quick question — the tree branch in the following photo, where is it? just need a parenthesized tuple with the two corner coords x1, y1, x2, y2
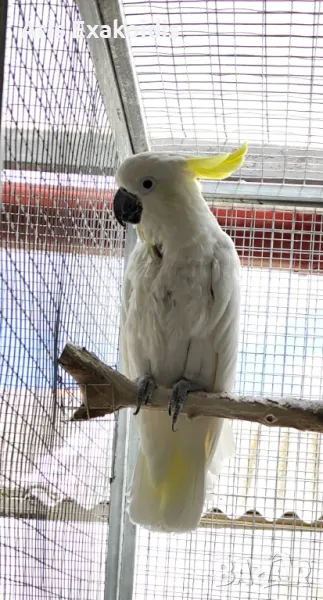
(58, 343, 323, 433)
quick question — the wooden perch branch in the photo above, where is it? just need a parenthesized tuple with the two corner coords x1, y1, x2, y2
(58, 343, 323, 433)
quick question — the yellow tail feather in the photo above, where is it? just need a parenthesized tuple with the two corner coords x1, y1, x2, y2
(146, 430, 213, 511)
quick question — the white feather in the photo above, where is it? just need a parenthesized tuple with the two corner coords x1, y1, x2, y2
(118, 154, 239, 532)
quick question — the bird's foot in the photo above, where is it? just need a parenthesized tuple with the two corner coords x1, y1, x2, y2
(133, 375, 156, 416)
(169, 379, 204, 432)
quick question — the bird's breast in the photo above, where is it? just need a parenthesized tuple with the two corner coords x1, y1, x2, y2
(125, 251, 214, 383)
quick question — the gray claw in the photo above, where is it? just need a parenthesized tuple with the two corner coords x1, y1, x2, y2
(169, 379, 203, 431)
(134, 375, 156, 416)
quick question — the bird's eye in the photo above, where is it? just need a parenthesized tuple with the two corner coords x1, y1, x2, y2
(143, 179, 153, 189)
(139, 176, 156, 194)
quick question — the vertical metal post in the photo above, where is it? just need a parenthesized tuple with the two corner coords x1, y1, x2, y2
(74, 0, 148, 597)
(117, 226, 138, 600)
(118, 424, 139, 600)
(0, 0, 8, 133)
(104, 226, 138, 600)
(0, 0, 8, 180)
(104, 409, 131, 600)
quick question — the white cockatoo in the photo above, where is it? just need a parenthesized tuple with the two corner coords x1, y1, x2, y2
(113, 142, 247, 533)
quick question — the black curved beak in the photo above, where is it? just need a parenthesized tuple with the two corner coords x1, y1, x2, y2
(113, 187, 143, 227)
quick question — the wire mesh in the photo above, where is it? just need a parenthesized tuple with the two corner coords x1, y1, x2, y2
(3, 0, 323, 599)
(123, 0, 323, 184)
(0, 1, 125, 598)
(115, 3, 323, 597)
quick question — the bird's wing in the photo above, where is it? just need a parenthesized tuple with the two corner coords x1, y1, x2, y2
(210, 236, 241, 392)
(119, 262, 133, 378)
(136, 237, 240, 482)
(207, 238, 240, 473)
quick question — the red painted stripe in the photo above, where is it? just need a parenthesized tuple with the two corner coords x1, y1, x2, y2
(2, 181, 114, 208)
(2, 182, 323, 271)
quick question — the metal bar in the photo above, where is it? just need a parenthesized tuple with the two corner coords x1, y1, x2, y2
(4, 128, 115, 174)
(75, 0, 148, 159)
(73, 1, 148, 596)
(73, 3, 148, 597)
(96, 0, 149, 154)
(200, 514, 323, 533)
(73, 2, 149, 597)
(117, 225, 138, 600)
(0, 0, 8, 200)
(75, 0, 133, 163)
(104, 409, 130, 600)
(147, 138, 323, 185)
(202, 180, 323, 207)
(104, 226, 138, 600)
(3, 129, 323, 191)
(0, 498, 110, 521)
(0, 0, 8, 135)
(3, 497, 322, 534)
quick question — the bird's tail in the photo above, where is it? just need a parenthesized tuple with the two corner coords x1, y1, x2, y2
(127, 417, 234, 533)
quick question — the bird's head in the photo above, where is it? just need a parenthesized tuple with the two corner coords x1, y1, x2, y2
(113, 143, 247, 244)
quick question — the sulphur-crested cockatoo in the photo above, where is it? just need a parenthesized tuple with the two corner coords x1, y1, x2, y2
(113, 142, 247, 533)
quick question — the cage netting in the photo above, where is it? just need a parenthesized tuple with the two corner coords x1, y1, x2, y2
(0, 1, 125, 598)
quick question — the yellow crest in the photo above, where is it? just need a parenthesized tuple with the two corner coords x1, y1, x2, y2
(185, 141, 248, 180)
